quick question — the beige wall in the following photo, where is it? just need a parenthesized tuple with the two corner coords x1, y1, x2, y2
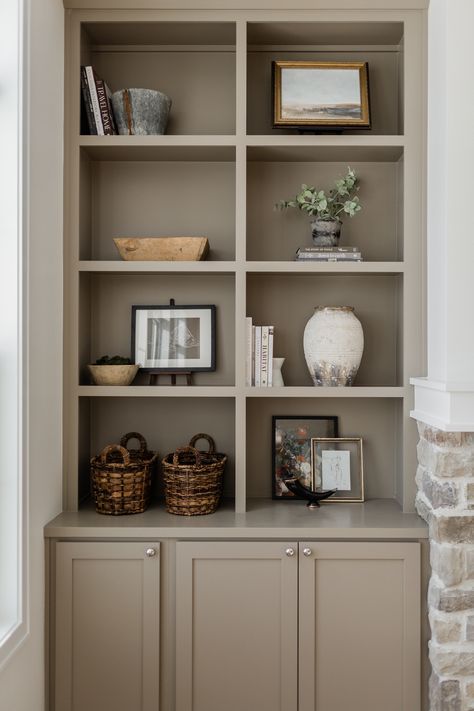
(0, 0, 64, 709)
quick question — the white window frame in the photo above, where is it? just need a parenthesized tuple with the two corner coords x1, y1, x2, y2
(0, 0, 27, 666)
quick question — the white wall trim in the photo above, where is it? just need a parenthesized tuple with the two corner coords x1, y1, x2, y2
(411, 377, 474, 432)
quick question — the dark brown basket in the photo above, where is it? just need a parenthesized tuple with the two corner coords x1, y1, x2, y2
(119, 431, 158, 472)
(91, 441, 155, 515)
(162, 433, 227, 516)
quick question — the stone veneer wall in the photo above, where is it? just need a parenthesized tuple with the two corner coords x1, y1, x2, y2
(416, 422, 474, 710)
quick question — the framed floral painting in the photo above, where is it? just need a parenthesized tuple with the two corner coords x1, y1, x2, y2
(271, 415, 339, 499)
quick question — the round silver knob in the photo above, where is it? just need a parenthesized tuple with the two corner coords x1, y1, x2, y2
(285, 547, 295, 557)
(145, 548, 156, 558)
(303, 547, 313, 557)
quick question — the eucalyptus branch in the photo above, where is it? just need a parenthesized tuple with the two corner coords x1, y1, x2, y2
(276, 168, 362, 222)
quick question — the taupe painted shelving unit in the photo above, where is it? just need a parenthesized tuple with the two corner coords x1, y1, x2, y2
(64, 8, 426, 519)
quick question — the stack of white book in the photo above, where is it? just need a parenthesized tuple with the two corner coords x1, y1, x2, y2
(245, 317, 274, 387)
(295, 246, 363, 262)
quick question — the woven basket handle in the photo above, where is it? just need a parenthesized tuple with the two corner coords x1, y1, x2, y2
(189, 433, 215, 454)
(100, 444, 131, 465)
(120, 431, 147, 453)
(172, 446, 202, 466)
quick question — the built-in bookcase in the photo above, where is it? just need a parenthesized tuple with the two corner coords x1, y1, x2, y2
(64, 10, 425, 516)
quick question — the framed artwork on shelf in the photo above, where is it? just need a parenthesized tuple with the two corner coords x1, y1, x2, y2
(272, 415, 339, 499)
(132, 304, 216, 372)
(272, 60, 371, 129)
(311, 437, 364, 502)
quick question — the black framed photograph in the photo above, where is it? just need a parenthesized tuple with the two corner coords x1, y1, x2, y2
(273, 60, 371, 129)
(311, 437, 364, 502)
(272, 416, 339, 499)
(131, 304, 216, 372)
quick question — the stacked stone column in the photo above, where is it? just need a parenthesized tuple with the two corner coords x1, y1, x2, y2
(416, 422, 474, 710)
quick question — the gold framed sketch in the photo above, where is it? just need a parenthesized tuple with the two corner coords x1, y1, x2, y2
(311, 437, 364, 502)
(273, 61, 371, 129)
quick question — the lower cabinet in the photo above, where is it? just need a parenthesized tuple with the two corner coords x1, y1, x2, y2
(175, 541, 299, 711)
(53, 541, 160, 711)
(176, 541, 421, 711)
(52, 539, 420, 711)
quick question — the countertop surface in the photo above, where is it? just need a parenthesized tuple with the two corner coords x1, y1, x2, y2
(45, 498, 428, 539)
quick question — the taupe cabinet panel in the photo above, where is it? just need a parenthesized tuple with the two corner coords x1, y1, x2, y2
(175, 541, 298, 711)
(54, 541, 160, 711)
(298, 542, 420, 711)
(176, 541, 420, 711)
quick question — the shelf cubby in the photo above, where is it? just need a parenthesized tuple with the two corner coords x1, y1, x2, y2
(247, 273, 403, 387)
(246, 396, 403, 503)
(79, 148, 236, 261)
(246, 21, 404, 136)
(77, 395, 236, 506)
(247, 148, 404, 262)
(80, 21, 236, 136)
(78, 273, 235, 386)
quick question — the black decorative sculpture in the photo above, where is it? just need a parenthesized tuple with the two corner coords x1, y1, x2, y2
(284, 477, 336, 509)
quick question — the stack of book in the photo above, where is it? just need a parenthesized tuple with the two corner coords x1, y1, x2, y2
(295, 246, 363, 262)
(245, 318, 274, 387)
(80, 66, 117, 136)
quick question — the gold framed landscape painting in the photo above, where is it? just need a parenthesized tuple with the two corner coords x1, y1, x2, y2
(273, 61, 371, 129)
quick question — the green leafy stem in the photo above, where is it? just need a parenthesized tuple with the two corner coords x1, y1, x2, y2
(275, 167, 362, 221)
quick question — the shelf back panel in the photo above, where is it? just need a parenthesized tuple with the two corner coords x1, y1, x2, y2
(81, 273, 235, 386)
(81, 396, 236, 503)
(246, 396, 402, 501)
(89, 48, 236, 135)
(247, 160, 403, 262)
(247, 273, 402, 387)
(81, 159, 236, 261)
(247, 48, 403, 136)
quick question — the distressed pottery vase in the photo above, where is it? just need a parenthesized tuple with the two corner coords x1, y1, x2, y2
(111, 88, 172, 135)
(271, 358, 285, 387)
(310, 218, 342, 247)
(303, 306, 364, 387)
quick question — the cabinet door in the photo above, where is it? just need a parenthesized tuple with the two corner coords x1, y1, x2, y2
(176, 541, 298, 711)
(54, 541, 160, 711)
(298, 542, 420, 711)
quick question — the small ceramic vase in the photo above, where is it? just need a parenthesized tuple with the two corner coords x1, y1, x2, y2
(310, 218, 342, 247)
(272, 358, 285, 387)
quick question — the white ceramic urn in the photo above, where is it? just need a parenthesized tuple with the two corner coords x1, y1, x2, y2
(303, 306, 364, 387)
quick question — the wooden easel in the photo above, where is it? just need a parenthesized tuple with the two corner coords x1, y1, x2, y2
(148, 371, 193, 386)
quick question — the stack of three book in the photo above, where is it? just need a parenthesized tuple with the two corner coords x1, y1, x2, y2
(295, 246, 363, 262)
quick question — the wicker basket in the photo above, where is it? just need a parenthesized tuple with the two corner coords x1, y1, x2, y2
(119, 431, 158, 472)
(162, 433, 226, 516)
(91, 441, 155, 515)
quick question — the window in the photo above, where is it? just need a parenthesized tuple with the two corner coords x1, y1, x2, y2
(0, 0, 25, 662)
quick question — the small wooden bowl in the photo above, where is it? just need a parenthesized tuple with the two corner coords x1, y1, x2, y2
(88, 364, 139, 386)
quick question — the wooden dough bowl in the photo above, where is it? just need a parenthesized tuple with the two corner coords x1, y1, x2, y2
(114, 236, 209, 261)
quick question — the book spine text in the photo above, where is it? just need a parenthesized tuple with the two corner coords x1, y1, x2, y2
(85, 66, 104, 136)
(261, 327, 269, 387)
(254, 327, 262, 387)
